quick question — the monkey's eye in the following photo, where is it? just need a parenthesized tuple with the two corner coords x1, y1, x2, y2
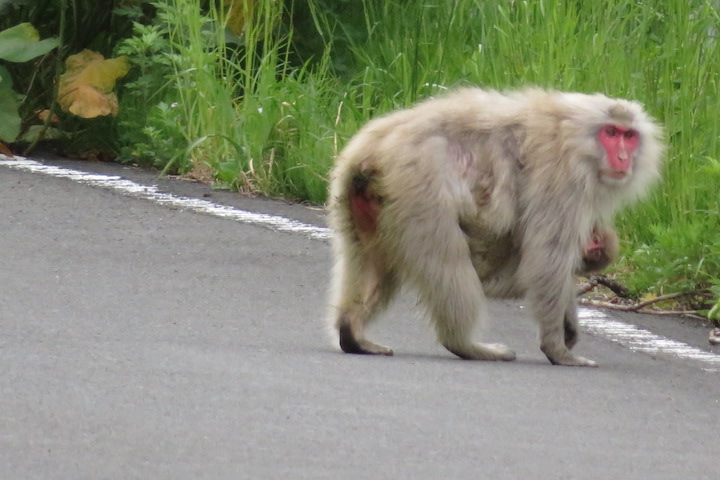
(604, 126, 617, 137)
(624, 130, 637, 139)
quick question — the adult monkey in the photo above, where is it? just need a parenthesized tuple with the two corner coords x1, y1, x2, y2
(327, 88, 663, 366)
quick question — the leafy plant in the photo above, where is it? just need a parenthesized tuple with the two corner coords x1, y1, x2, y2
(115, 19, 182, 169)
(0, 22, 58, 62)
(0, 22, 58, 143)
(123, 101, 189, 171)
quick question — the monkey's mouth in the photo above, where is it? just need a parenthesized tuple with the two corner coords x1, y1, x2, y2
(604, 170, 628, 180)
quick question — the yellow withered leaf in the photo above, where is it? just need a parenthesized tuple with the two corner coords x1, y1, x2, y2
(225, 1, 278, 36)
(58, 49, 130, 118)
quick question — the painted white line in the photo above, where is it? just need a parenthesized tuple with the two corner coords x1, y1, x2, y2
(579, 309, 720, 372)
(0, 155, 331, 240)
(3, 154, 719, 372)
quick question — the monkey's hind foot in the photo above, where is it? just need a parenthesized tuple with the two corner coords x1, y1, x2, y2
(338, 324, 393, 356)
(445, 342, 517, 362)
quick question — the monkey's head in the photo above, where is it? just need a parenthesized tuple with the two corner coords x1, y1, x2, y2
(596, 123, 639, 185)
(563, 94, 663, 202)
(601, 100, 662, 194)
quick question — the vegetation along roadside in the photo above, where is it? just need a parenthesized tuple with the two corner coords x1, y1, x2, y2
(0, 0, 718, 330)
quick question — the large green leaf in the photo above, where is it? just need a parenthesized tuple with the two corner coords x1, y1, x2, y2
(0, 87, 20, 142)
(0, 0, 32, 10)
(0, 64, 12, 89)
(0, 23, 59, 62)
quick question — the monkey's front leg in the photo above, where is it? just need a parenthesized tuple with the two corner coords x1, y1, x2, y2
(528, 281, 597, 367)
(563, 302, 579, 350)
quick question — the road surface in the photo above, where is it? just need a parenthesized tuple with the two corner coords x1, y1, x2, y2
(1, 154, 718, 479)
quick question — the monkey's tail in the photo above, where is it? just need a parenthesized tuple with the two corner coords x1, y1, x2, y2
(349, 165, 376, 199)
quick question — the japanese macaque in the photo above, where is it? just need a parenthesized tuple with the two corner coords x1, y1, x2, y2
(327, 88, 663, 367)
(580, 223, 620, 274)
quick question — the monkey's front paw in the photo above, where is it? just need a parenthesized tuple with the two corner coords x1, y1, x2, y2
(550, 354, 598, 367)
(541, 342, 598, 367)
(563, 323, 578, 350)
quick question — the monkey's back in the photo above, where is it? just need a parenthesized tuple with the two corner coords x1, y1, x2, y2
(330, 87, 662, 245)
(331, 89, 532, 237)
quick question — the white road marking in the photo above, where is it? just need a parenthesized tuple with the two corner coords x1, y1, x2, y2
(0, 155, 331, 240)
(579, 309, 720, 372)
(3, 154, 719, 371)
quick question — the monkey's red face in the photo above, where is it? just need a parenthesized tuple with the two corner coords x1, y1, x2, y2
(598, 124, 639, 181)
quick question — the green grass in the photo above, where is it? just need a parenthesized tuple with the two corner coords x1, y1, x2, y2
(122, 0, 719, 303)
(341, 0, 720, 300)
(133, 0, 342, 203)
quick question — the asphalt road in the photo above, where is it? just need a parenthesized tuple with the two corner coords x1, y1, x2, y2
(1, 156, 718, 479)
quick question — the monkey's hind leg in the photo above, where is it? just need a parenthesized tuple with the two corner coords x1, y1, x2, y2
(330, 250, 398, 356)
(411, 227, 516, 362)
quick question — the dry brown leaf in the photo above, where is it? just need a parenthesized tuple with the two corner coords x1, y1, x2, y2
(0, 142, 14, 157)
(36, 109, 60, 124)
